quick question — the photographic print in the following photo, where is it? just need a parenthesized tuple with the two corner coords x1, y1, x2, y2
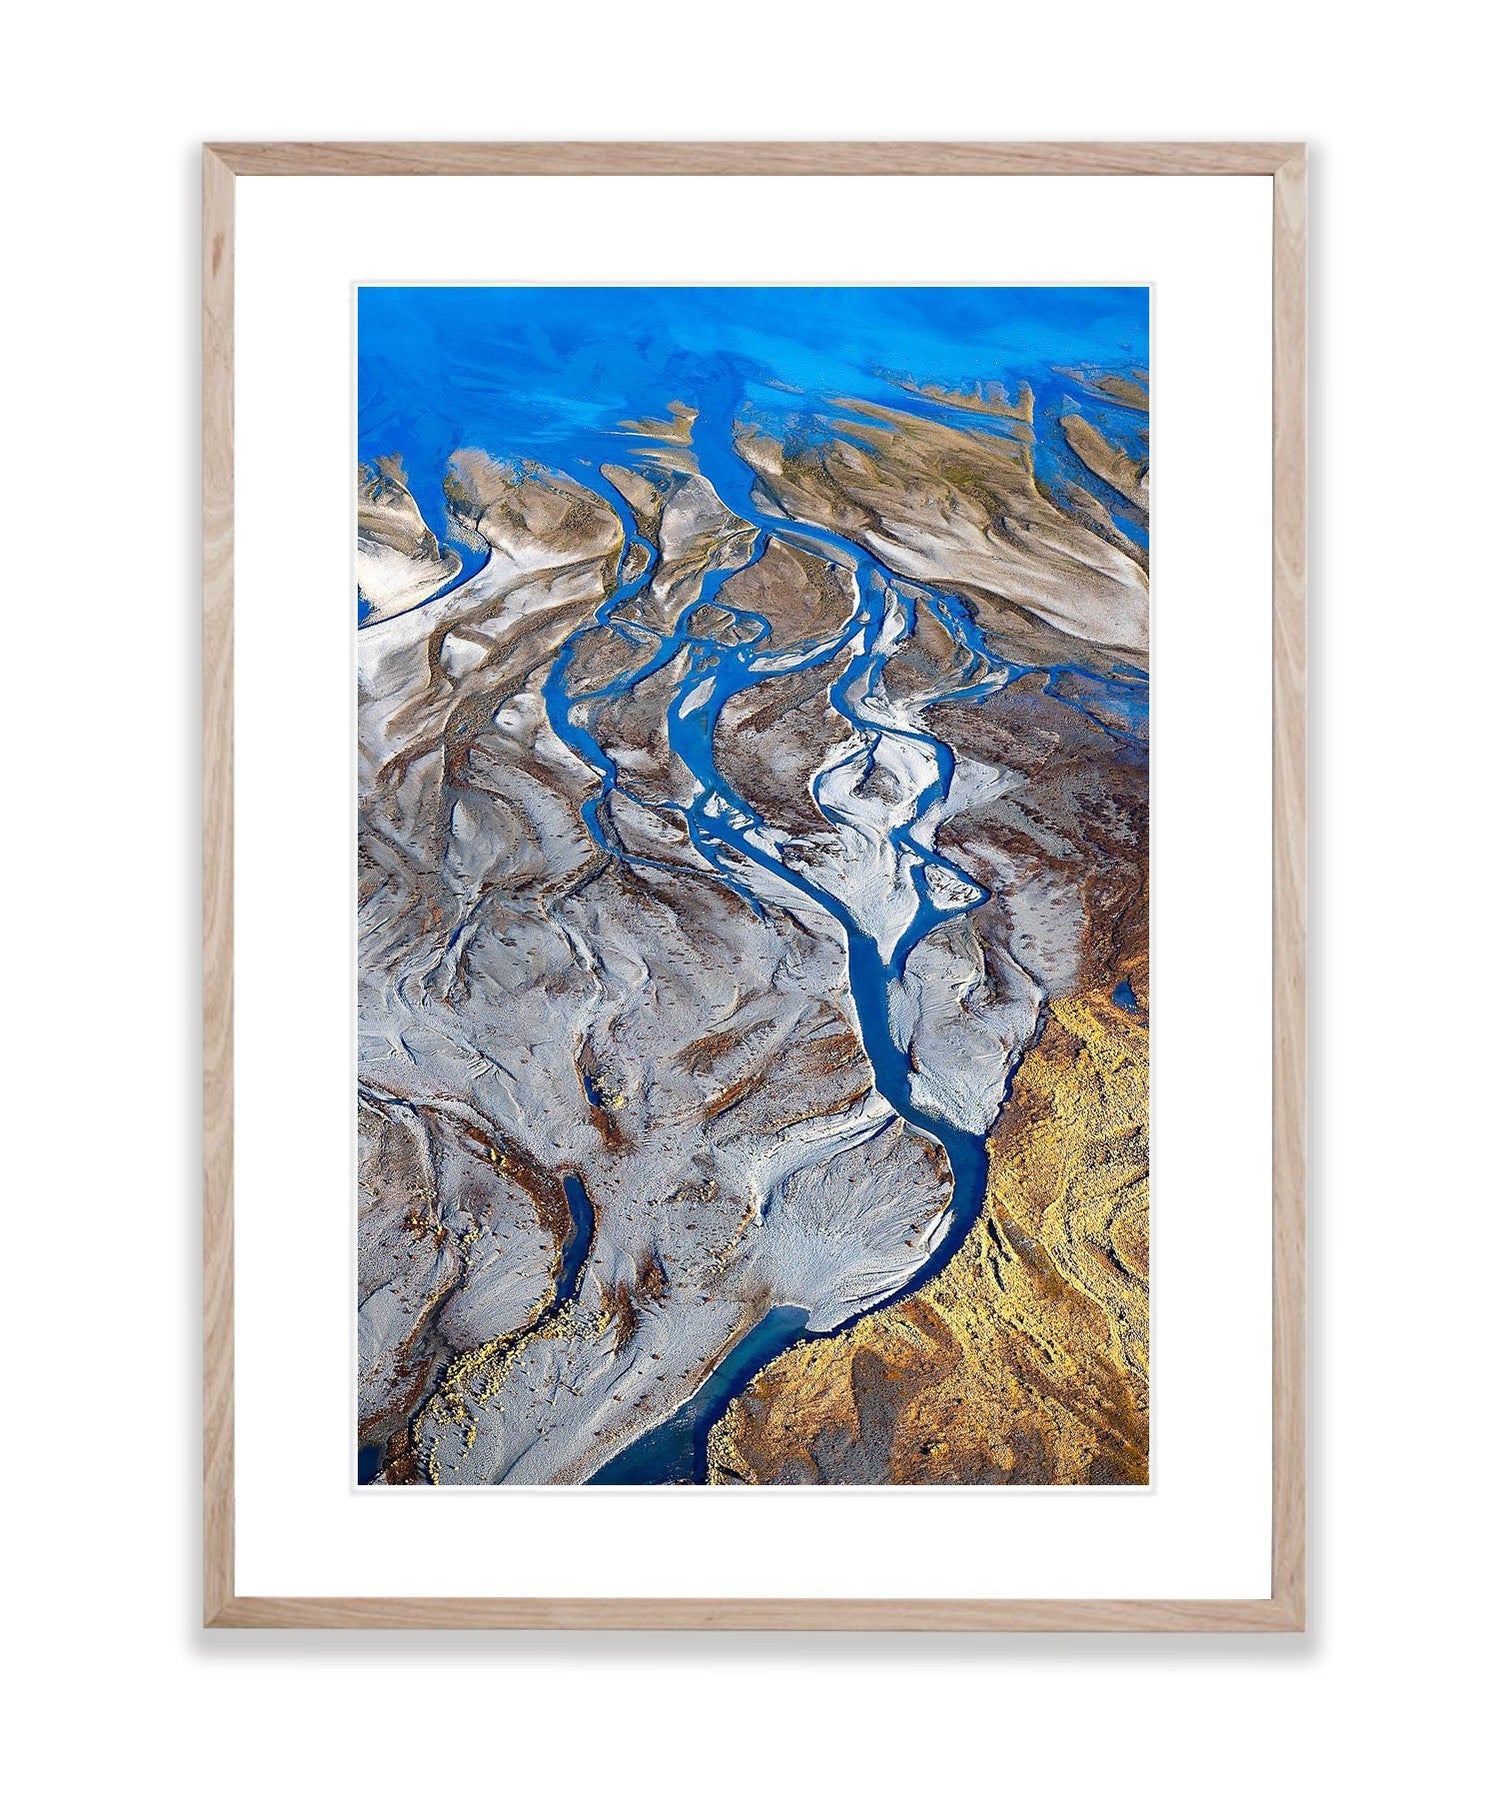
(356, 285, 1149, 1487)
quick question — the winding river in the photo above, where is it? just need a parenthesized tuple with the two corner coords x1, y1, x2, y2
(534, 378, 1124, 1482)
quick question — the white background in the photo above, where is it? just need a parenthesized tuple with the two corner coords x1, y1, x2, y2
(3, 2, 1492, 1793)
(235, 175, 1268, 1599)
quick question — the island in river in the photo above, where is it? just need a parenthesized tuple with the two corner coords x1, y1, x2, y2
(356, 287, 1149, 1486)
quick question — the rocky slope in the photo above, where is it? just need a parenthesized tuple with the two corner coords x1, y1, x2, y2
(706, 968, 1149, 1485)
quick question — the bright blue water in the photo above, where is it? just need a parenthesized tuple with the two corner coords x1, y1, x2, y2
(557, 1173, 595, 1304)
(590, 1305, 812, 1485)
(359, 287, 1149, 1484)
(358, 286, 1149, 592)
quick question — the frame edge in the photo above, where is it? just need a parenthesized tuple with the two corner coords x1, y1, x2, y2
(1270, 143, 1309, 1633)
(206, 1594, 1305, 1631)
(203, 140, 1302, 178)
(203, 144, 236, 1629)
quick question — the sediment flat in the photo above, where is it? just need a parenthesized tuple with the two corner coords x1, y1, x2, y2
(356, 365, 1150, 1485)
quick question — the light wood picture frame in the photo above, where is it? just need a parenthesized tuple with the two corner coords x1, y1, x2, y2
(203, 140, 1306, 1631)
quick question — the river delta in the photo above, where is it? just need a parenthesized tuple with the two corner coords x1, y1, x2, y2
(356, 288, 1149, 1485)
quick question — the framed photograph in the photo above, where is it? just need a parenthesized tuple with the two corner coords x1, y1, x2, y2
(204, 141, 1306, 1629)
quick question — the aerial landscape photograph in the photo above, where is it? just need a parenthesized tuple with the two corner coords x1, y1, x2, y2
(355, 285, 1150, 1486)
